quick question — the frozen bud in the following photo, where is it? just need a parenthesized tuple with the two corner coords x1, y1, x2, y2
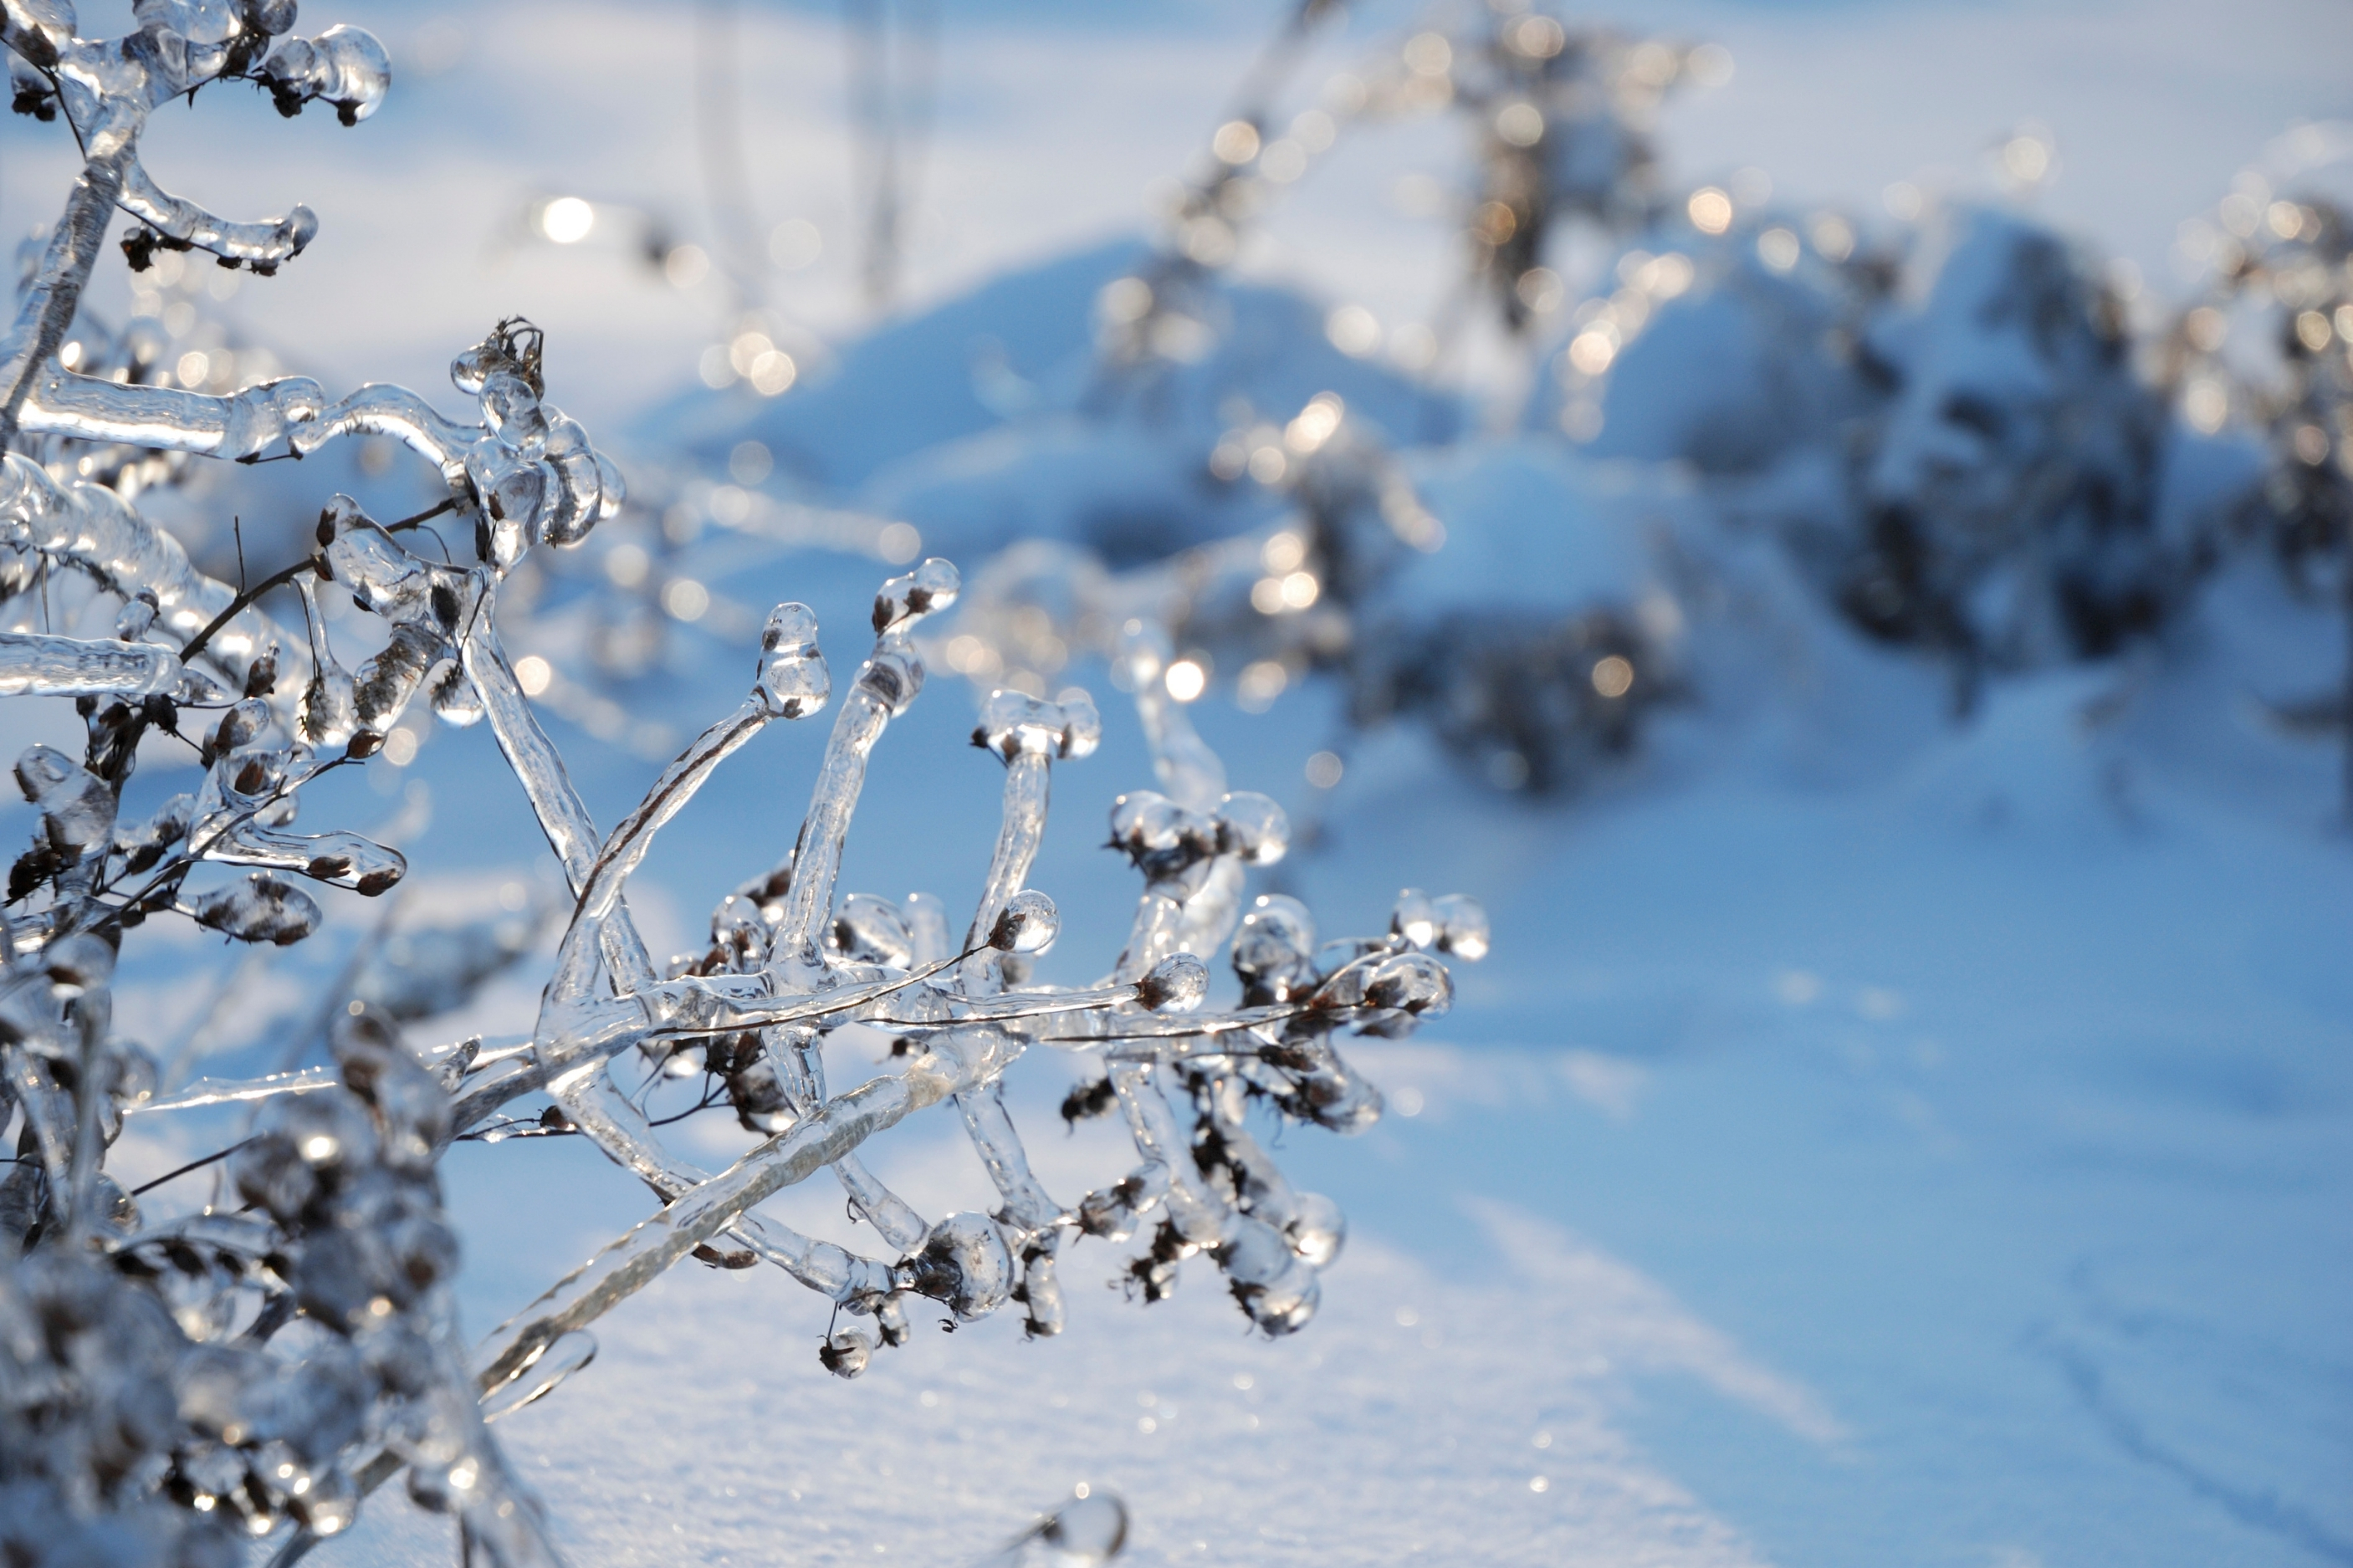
(1214, 791, 1289, 865)
(1431, 893, 1489, 960)
(115, 592, 159, 642)
(191, 872, 322, 946)
(1366, 951, 1450, 1015)
(972, 688, 1100, 761)
(711, 892, 766, 955)
(872, 557, 961, 635)
(831, 892, 913, 968)
(16, 744, 116, 856)
(215, 744, 293, 806)
(427, 661, 483, 728)
(1234, 895, 1315, 978)
(754, 603, 828, 718)
(6, 0, 71, 59)
(301, 665, 359, 748)
(115, 792, 192, 874)
(313, 493, 372, 550)
(1215, 1214, 1320, 1336)
(1390, 888, 1437, 949)
(448, 341, 496, 395)
(208, 697, 271, 758)
(1138, 952, 1208, 1013)
(1078, 1162, 1166, 1242)
(820, 1329, 874, 1379)
(908, 1212, 1015, 1320)
(352, 623, 442, 728)
(1284, 1191, 1346, 1268)
(107, 1040, 159, 1107)
(1108, 790, 1215, 881)
(874, 1293, 913, 1346)
(726, 1055, 794, 1135)
(266, 23, 391, 125)
(989, 888, 1060, 953)
(383, 1208, 460, 1300)
(1019, 1249, 1066, 1338)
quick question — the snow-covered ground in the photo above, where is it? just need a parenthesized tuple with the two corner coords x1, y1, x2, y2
(18, 1, 2351, 1564)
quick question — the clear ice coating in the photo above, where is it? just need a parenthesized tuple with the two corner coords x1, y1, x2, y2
(0, 8, 1490, 1563)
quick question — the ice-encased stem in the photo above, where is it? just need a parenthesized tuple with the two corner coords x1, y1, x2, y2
(123, 1065, 339, 1115)
(463, 619, 898, 1301)
(462, 619, 657, 992)
(770, 652, 908, 965)
(0, 633, 182, 698)
(542, 697, 770, 1005)
(958, 751, 1050, 993)
(1109, 1060, 1228, 1244)
(0, 146, 125, 451)
(473, 1046, 969, 1392)
(543, 1063, 900, 1305)
(1122, 625, 1225, 812)
(115, 162, 315, 268)
(957, 1079, 1061, 1233)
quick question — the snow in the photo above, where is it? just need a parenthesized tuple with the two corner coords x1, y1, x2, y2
(19, 0, 2351, 1563)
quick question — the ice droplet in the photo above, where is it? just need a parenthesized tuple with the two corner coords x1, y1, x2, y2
(1233, 894, 1316, 1004)
(908, 1213, 1014, 1320)
(872, 556, 961, 634)
(820, 1329, 873, 1379)
(973, 687, 1101, 760)
(754, 602, 828, 718)
(1430, 893, 1490, 960)
(1138, 952, 1208, 1013)
(1214, 790, 1288, 865)
(989, 888, 1059, 953)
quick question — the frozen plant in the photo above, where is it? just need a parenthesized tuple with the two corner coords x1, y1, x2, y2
(1092, 0, 1346, 387)
(2165, 169, 2353, 799)
(1828, 207, 2182, 702)
(2, 9, 1486, 1564)
(1351, 8, 1725, 342)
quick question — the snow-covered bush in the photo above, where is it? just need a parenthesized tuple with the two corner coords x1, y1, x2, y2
(2160, 166, 2353, 798)
(0, 8, 1485, 1564)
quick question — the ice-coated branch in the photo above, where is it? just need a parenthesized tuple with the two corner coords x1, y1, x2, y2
(472, 1035, 982, 1394)
(0, 14, 1494, 1552)
(0, 451, 294, 696)
(1, 3, 388, 452)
